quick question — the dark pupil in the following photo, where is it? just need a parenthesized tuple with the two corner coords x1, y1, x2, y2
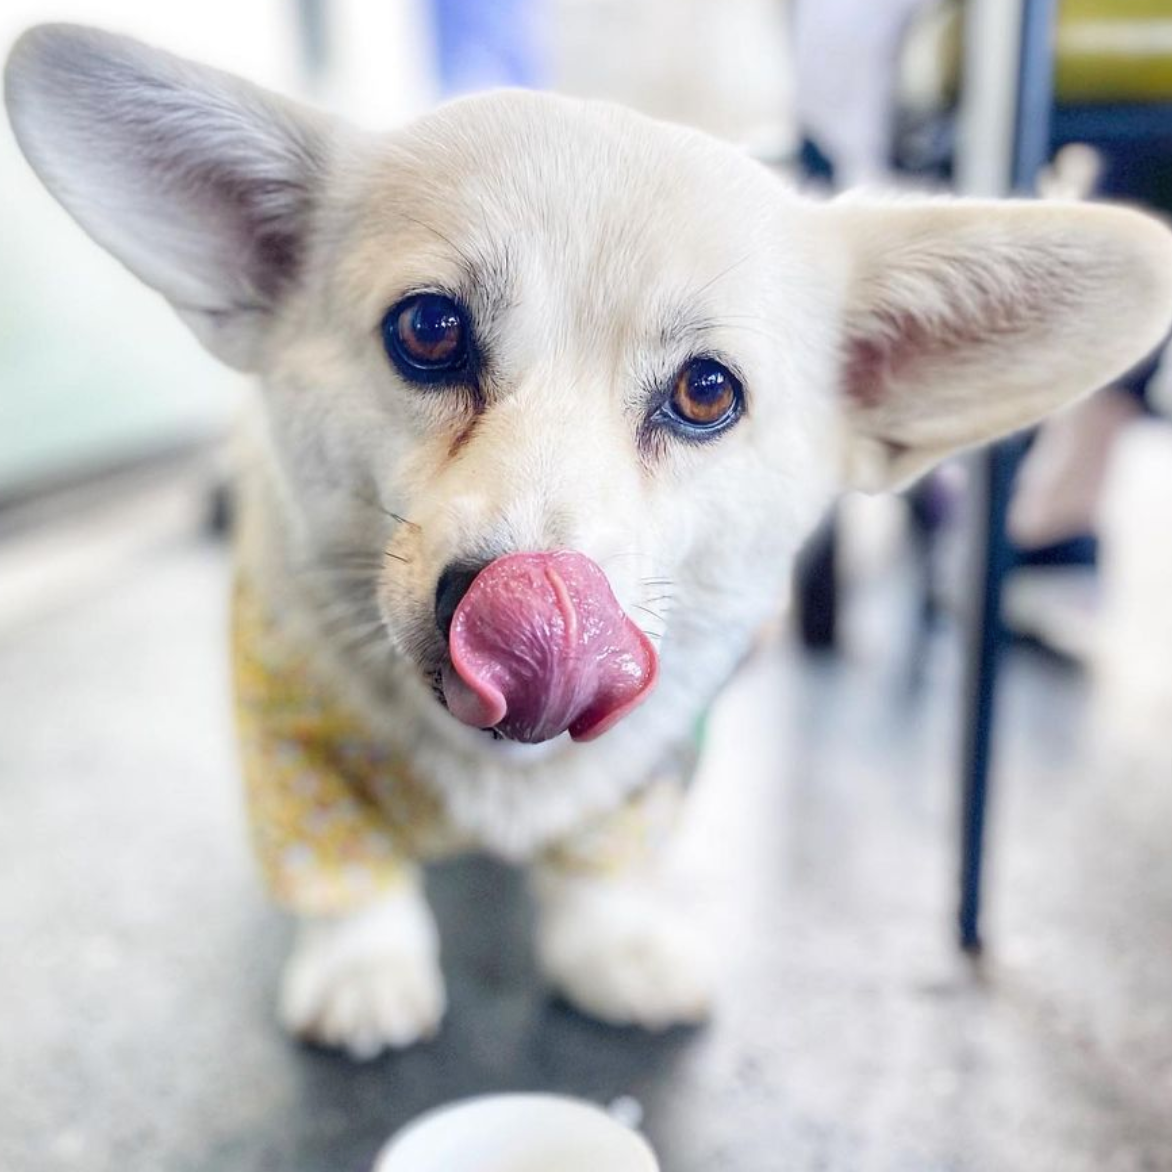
(689, 362, 728, 402)
(401, 296, 463, 363)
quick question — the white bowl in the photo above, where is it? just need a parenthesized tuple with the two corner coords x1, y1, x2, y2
(373, 1093, 659, 1172)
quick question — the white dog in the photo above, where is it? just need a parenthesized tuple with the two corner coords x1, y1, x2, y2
(8, 24, 1172, 1058)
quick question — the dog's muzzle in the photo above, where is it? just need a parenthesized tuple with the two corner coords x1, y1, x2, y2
(438, 551, 658, 744)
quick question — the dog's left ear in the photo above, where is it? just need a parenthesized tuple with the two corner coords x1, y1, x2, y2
(5, 24, 338, 371)
(830, 198, 1172, 489)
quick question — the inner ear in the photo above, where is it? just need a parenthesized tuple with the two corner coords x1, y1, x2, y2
(844, 294, 1048, 445)
(831, 199, 1172, 489)
(5, 23, 337, 370)
(843, 315, 952, 414)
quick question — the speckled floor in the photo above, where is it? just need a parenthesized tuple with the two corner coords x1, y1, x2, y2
(2, 489, 1171, 1172)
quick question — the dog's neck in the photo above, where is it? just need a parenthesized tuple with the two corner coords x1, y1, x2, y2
(233, 434, 767, 858)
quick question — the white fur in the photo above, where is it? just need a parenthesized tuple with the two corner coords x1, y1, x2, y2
(9, 23, 1172, 1054)
(534, 870, 713, 1029)
(279, 883, 445, 1059)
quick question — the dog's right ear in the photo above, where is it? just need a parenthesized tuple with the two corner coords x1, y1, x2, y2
(5, 24, 337, 370)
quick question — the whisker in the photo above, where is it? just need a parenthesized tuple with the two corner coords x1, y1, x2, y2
(297, 566, 379, 581)
(717, 312, 774, 324)
(317, 611, 388, 652)
(322, 614, 384, 638)
(343, 488, 421, 531)
(688, 251, 755, 302)
(316, 595, 379, 623)
(343, 620, 381, 636)
(384, 551, 410, 564)
(350, 491, 395, 519)
(318, 561, 384, 574)
(401, 213, 480, 276)
(335, 629, 394, 666)
(717, 322, 776, 344)
(317, 550, 384, 564)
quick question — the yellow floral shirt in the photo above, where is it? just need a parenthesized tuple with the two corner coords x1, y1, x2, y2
(232, 577, 685, 915)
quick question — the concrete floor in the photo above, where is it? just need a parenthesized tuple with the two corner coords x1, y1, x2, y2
(2, 491, 1172, 1172)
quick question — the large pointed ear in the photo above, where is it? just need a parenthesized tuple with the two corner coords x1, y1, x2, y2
(830, 198, 1172, 490)
(4, 24, 336, 371)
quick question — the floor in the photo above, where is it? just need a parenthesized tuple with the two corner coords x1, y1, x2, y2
(2, 480, 1171, 1172)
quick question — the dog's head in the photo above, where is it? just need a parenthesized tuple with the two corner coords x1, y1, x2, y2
(9, 25, 1172, 745)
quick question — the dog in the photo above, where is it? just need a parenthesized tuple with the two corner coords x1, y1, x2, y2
(8, 23, 1172, 1059)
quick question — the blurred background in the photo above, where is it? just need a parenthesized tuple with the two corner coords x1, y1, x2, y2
(3, 3, 1172, 1171)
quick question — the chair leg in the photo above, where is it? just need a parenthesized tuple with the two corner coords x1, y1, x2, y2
(794, 510, 838, 652)
(956, 0, 1056, 954)
(958, 441, 1020, 951)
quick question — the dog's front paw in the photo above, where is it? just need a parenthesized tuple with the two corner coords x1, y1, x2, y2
(535, 875, 714, 1030)
(278, 886, 445, 1059)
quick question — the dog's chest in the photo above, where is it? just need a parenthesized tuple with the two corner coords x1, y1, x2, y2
(232, 576, 474, 912)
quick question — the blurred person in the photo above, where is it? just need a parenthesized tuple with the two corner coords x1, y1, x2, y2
(793, 0, 925, 184)
(545, 0, 796, 152)
(1093, 418, 1172, 778)
(429, 0, 546, 95)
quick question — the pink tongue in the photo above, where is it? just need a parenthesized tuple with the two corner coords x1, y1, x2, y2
(441, 551, 658, 743)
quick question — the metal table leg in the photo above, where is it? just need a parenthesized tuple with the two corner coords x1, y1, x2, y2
(954, 0, 1056, 952)
(958, 440, 1021, 950)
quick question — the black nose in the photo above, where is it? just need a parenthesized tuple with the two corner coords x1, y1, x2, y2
(435, 563, 485, 639)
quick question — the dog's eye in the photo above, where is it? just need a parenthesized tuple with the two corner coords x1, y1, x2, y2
(663, 358, 742, 432)
(382, 293, 470, 381)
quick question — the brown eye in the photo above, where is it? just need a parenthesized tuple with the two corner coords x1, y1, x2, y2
(668, 358, 742, 429)
(383, 293, 470, 382)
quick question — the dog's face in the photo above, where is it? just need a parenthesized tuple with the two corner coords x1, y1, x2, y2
(9, 26, 1172, 745)
(280, 94, 844, 730)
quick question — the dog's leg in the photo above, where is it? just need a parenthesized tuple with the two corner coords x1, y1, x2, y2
(279, 872, 445, 1059)
(532, 778, 713, 1030)
(232, 579, 446, 1057)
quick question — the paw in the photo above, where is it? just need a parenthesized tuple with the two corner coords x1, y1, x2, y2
(535, 877, 714, 1030)
(278, 887, 445, 1059)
